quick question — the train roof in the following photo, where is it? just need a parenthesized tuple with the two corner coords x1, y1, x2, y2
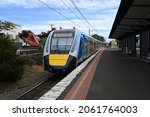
(52, 29, 102, 43)
(52, 29, 75, 33)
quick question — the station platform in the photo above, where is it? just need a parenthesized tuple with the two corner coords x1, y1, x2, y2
(57, 48, 150, 100)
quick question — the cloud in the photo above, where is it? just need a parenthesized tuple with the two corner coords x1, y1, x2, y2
(1, 0, 121, 38)
(74, 0, 120, 10)
(0, 0, 120, 10)
(22, 24, 49, 34)
(0, 0, 56, 8)
(23, 18, 114, 38)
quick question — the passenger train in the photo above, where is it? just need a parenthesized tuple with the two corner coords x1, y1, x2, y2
(43, 29, 102, 73)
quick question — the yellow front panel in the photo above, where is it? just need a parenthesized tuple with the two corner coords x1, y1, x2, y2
(49, 54, 69, 66)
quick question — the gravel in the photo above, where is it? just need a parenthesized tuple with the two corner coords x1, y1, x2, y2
(0, 65, 53, 100)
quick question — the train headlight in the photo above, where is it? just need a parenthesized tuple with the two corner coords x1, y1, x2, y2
(63, 69, 66, 71)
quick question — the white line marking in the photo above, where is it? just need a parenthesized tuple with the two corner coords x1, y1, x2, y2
(39, 50, 101, 100)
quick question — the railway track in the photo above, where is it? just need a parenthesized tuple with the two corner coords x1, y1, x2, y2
(16, 74, 68, 100)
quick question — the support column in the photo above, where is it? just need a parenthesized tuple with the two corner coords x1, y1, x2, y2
(127, 35, 136, 55)
(119, 38, 126, 52)
(140, 30, 150, 59)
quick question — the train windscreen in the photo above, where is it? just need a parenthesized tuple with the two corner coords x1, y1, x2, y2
(50, 32, 74, 54)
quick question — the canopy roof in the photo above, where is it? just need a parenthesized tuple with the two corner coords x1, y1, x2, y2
(109, 0, 150, 39)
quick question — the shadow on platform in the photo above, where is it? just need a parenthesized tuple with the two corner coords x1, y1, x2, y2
(87, 48, 150, 100)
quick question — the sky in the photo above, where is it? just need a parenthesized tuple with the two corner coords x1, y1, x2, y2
(0, 0, 121, 41)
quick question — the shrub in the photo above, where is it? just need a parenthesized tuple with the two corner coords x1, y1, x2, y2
(33, 53, 43, 65)
(0, 35, 27, 81)
(25, 53, 43, 65)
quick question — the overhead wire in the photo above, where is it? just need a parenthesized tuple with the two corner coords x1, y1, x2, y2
(60, 0, 82, 21)
(69, 0, 98, 33)
(38, 0, 82, 29)
(60, 0, 90, 30)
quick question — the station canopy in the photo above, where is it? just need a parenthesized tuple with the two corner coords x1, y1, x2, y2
(109, 0, 150, 39)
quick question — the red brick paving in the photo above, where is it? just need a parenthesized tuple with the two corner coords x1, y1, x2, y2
(64, 49, 104, 100)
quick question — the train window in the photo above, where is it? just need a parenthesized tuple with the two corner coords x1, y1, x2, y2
(50, 33, 74, 54)
(53, 33, 73, 38)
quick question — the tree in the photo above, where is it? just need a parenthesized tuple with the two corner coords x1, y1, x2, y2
(108, 41, 112, 47)
(0, 35, 26, 81)
(18, 30, 32, 39)
(92, 34, 105, 42)
(37, 30, 54, 48)
(37, 30, 53, 39)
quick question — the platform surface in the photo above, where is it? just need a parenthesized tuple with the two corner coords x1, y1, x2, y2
(57, 48, 150, 100)
(86, 48, 150, 100)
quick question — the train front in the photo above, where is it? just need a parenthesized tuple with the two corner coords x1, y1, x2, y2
(43, 30, 77, 73)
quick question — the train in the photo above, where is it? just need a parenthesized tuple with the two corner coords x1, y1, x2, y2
(43, 29, 103, 73)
